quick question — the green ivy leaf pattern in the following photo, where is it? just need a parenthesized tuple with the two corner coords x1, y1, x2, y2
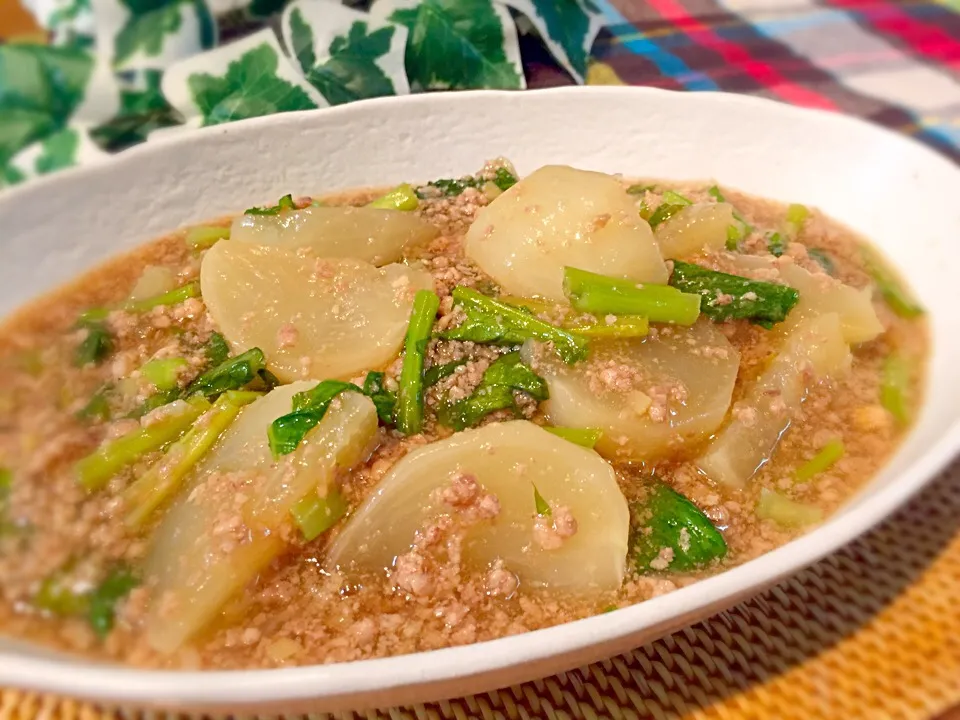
(162, 29, 324, 127)
(282, 1, 409, 105)
(0, 44, 116, 168)
(499, 0, 603, 81)
(374, 0, 524, 91)
(93, 0, 216, 70)
(91, 70, 183, 151)
(7, 126, 108, 185)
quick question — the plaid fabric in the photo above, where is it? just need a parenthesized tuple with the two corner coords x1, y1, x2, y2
(527, 0, 960, 162)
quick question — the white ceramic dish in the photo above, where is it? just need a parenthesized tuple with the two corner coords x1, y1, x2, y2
(1, 86, 958, 715)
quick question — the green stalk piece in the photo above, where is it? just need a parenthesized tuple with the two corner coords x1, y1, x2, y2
(291, 490, 349, 541)
(863, 250, 924, 318)
(563, 267, 701, 326)
(669, 261, 799, 325)
(757, 488, 823, 528)
(630, 481, 727, 573)
(368, 183, 419, 211)
(396, 290, 441, 435)
(568, 315, 650, 338)
(543, 426, 603, 448)
(185, 225, 230, 250)
(75, 397, 210, 491)
(881, 353, 912, 426)
(795, 439, 845, 483)
(79, 282, 201, 323)
(124, 391, 260, 528)
(443, 286, 588, 364)
(87, 566, 139, 637)
(140, 357, 189, 392)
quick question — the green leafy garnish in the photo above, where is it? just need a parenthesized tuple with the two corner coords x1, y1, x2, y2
(543, 426, 602, 448)
(74, 321, 113, 367)
(441, 286, 588, 364)
(533, 484, 551, 516)
(626, 184, 655, 195)
(186, 348, 266, 399)
(669, 261, 800, 325)
(795, 438, 844, 483)
(204, 332, 231, 366)
(708, 184, 753, 248)
(420, 167, 518, 198)
(563, 267, 701, 326)
(269, 380, 361, 456)
(396, 290, 441, 435)
(807, 248, 835, 275)
(245, 193, 296, 216)
(77, 387, 112, 422)
(423, 358, 468, 387)
(630, 482, 727, 573)
(362, 371, 397, 424)
(87, 566, 139, 638)
(128, 387, 180, 420)
(438, 352, 547, 431)
(767, 232, 787, 257)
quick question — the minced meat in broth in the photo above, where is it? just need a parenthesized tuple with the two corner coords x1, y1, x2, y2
(0, 160, 927, 669)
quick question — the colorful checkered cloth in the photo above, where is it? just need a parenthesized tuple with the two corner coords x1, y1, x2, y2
(528, 0, 960, 163)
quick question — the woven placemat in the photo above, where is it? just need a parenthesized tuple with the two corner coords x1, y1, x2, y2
(2, 465, 959, 720)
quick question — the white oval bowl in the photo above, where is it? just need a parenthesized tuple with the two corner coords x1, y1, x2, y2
(1, 87, 958, 715)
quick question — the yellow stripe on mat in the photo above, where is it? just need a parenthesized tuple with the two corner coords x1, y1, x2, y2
(4, 466, 960, 720)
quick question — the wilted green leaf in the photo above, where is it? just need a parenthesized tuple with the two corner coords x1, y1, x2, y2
(384, 0, 523, 90)
(91, 69, 183, 151)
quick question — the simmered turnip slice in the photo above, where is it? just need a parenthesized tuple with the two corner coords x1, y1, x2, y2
(656, 203, 735, 259)
(230, 206, 439, 266)
(523, 322, 740, 462)
(697, 313, 851, 489)
(326, 420, 629, 593)
(465, 165, 668, 301)
(144, 389, 378, 653)
(201, 243, 433, 382)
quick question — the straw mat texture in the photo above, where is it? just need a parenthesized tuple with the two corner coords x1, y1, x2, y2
(2, 464, 959, 720)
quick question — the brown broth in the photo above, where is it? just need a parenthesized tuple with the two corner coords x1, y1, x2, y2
(0, 168, 927, 669)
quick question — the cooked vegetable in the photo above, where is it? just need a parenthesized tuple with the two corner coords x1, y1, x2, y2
(187, 348, 265, 398)
(767, 232, 787, 257)
(707, 184, 753, 248)
(362, 371, 397, 424)
(881, 353, 912, 426)
(563, 267, 701, 326)
(626, 183, 655, 195)
(647, 190, 692, 229)
(292, 491, 349, 541)
(128, 388, 180, 420)
(441, 287, 588, 364)
(185, 225, 230, 250)
(795, 439, 845, 483)
(80, 282, 200, 323)
(785, 203, 809, 234)
(655, 202, 735, 259)
(124, 391, 261, 528)
(77, 388, 111, 421)
(423, 359, 468, 386)
(807, 248, 835, 275)
(128, 266, 176, 301)
(396, 290, 440, 435)
(567, 316, 650, 338)
(204, 332, 230, 366)
(439, 352, 547, 431)
(757, 488, 823, 528)
(669, 261, 800, 325)
(230, 205, 438, 266)
(863, 249, 924, 318)
(144, 391, 377, 653)
(140, 357, 189, 392)
(34, 574, 90, 616)
(420, 167, 517, 197)
(269, 380, 361, 456)
(543, 426, 602, 448)
(74, 321, 113, 367)
(201, 245, 433, 382)
(75, 397, 210, 491)
(697, 313, 851, 488)
(525, 321, 740, 462)
(465, 165, 669, 301)
(87, 567, 138, 638)
(368, 183, 419, 211)
(533, 485, 551, 515)
(630, 482, 727, 572)
(245, 193, 296, 215)
(327, 420, 630, 593)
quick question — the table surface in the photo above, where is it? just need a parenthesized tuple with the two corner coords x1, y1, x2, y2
(2, 0, 960, 717)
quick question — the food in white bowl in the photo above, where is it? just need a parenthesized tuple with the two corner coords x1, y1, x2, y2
(0, 87, 957, 714)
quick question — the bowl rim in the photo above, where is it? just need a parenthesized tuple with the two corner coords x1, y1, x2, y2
(1, 85, 958, 706)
